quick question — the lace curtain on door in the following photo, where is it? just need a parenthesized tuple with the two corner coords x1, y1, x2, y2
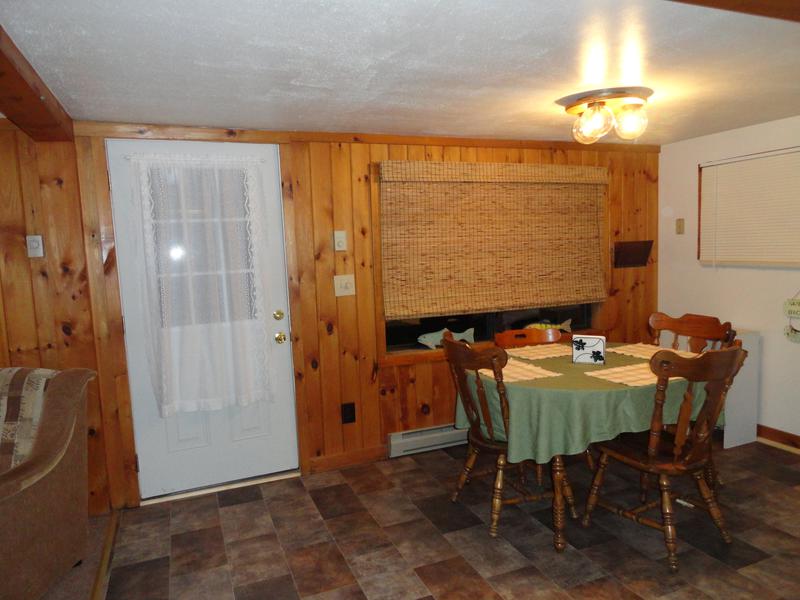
(130, 156, 273, 417)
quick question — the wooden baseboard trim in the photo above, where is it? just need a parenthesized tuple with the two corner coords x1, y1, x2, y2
(91, 509, 120, 600)
(757, 424, 800, 450)
(308, 445, 388, 473)
(758, 437, 800, 456)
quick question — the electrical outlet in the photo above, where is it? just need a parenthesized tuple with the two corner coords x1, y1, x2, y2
(341, 402, 356, 424)
(334, 274, 356, 296)
(333, 230, 348, 252)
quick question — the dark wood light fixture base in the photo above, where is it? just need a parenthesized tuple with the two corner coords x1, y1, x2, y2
(668, 1, 800, 23)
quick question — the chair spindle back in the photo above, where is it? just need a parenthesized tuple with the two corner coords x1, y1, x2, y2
(443, 332, 510, 445)
(648, 346, 747, 467)
(649, 312, 736, 353)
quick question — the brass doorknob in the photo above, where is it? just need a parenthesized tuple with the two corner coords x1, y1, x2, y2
(273, 309, 284, 320)
(274, 332, 287, 344)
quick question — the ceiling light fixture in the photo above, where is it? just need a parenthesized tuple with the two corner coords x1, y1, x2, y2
(556, 86, 653, 144)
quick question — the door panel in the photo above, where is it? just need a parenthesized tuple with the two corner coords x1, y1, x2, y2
(167, 412, 210, 453)
(230, 401, 272, 442)
(106, 139, 297, 498)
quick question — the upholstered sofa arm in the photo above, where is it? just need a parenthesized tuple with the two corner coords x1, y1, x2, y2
(0, 369, 95, 498)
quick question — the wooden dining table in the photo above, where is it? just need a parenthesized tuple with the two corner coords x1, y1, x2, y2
(455, 341, 709, 551)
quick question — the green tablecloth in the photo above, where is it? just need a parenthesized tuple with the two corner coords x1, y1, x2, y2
(454, 346, 709, 464)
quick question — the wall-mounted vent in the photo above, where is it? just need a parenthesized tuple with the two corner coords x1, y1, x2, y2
(388, 424, 467, 458)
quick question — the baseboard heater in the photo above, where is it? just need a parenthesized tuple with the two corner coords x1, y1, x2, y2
(388, 424, 467, 458)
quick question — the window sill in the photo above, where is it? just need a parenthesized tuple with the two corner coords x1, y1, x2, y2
(380, 348, 446, 367)
(379, 341, 495, 367)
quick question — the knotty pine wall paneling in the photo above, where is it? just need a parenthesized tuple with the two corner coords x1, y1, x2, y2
(0, 119, 660, 507)
(0, 126, 136, 513)
(274, 139, 660, 471)
(74, 135, 140, 506)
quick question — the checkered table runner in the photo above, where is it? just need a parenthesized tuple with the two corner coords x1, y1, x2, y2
(479, 358, 562, 383)
(506, 344, 573, 361)
(606, 343, 697, 360)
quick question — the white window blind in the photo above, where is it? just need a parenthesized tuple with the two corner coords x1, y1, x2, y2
(699, 149, 800, 266)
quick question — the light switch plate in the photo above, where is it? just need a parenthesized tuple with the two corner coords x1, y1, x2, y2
(675, 218, 685, 235)
(334, 274, 356, 296)
(26, 235, 44, 258)
(333, 230, 348, 252)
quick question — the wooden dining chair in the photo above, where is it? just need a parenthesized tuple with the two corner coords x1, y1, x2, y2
(443, 332, 578, 540)
(494, 327, 561, 348)
(648, 311, 737, 492)
(581, 345, 748, 572)
(649, 312, 737, 353)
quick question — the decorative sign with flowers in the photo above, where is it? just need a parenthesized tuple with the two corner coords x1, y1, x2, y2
(785, 294, 800, 344)
(572, 335, 606, 364)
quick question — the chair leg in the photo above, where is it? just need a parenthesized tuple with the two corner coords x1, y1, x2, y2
(640, 472, 650, 504)
(561, 471, 579, 520)
(551, 455, 567, 552)
(536, 463, 543, 487)
(452, 444, 479, 502)
(584, 447, 596, 472)
(582, 452, 608, 527)
(694, 471, 732, 543)
(704, 459, 722, 492)
(659, 474, 679, 573)
(489, 454, 506, 538)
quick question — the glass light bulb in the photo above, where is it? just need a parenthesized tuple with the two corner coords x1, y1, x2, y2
(577, 102, 615, 139)
(572, 118, 600, 144)
(169, 245, 186, 261)
(614, 103, 648, 140)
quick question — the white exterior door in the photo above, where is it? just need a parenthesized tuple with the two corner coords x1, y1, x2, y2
(106, 139, 297, 498)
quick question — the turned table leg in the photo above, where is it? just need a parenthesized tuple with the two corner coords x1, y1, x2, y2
(551, 455, 567, 552)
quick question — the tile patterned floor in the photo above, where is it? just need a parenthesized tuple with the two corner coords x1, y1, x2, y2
(107, 441, 800, 599)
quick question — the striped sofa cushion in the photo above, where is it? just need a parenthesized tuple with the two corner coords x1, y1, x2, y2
(0, 368, 58, 474)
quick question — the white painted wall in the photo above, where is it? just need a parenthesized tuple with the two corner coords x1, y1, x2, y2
(659, 115, 800, 436)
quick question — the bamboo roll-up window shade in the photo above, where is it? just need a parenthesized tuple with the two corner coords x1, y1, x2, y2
(379, 161, 609, 321)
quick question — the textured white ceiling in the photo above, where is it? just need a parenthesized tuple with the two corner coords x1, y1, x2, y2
(1, 0, 798, 144)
